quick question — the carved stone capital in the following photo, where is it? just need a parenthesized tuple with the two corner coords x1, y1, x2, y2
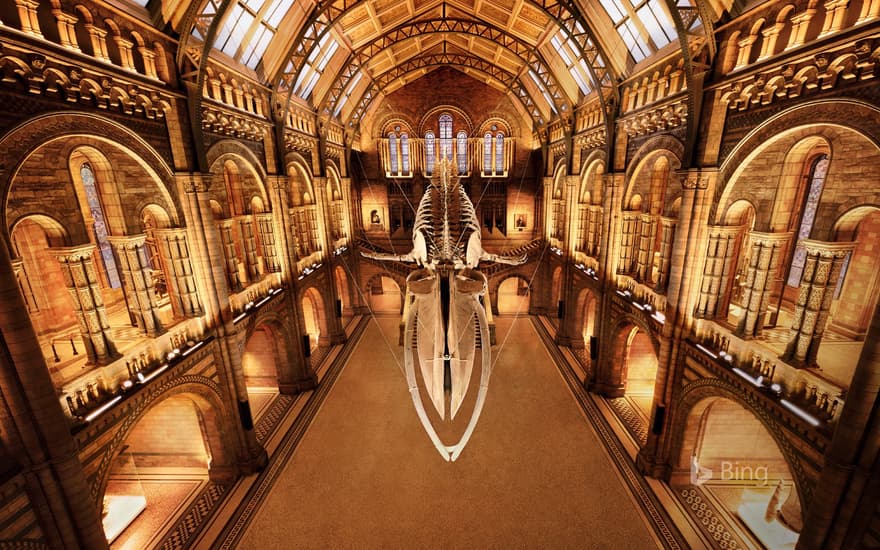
(106, 233, 147, 250)
(49, 243, 96, 263)
(800, 239, 856, 259)
(177, 173, 211, 193)
(678, 169, 715, 190)
(748, 231, 793, 248)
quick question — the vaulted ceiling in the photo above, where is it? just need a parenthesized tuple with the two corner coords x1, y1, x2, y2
(169, 0, 721, 131)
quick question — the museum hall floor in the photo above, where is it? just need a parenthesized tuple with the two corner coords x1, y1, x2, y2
(196, 315, 675, 549)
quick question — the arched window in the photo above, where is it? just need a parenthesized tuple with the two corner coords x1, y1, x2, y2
(388, 132, 399, 174)
(483, 133, 492, 173)
(457, 131, 468, 174)
(80, 163, 121, 288)
(787, 154, 829, 287)
(495, 132, 504, 173)
(482, 128, 507, 177)
(439, 114, 453, 160)
(425, 131, 435, 175)
(401, 133, 410, 173)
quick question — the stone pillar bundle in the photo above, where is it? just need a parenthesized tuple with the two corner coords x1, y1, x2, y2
(50, 244, 118, 365)
(255, 213, 280, 273)
(237, 215, 260, 281)
(695, 225, 740, 318)
(218, 219, 244, 292)
(654, 216, 676, 292)
(108, 234, 164, 337)
(635, 213, 658, 283)
(735, 232, 791, 338)
(782, 240, 854, 367)
(155, 228, 203, 317)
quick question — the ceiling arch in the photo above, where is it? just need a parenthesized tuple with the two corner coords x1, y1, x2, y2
(173, 0, 718, 156)
(317, 19, 574, 126)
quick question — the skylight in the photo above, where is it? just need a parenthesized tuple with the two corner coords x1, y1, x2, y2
(598, 0, 677, 63)
(214, 0, 294, 70)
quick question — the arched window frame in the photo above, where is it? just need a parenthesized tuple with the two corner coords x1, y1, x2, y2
(425, 131, 435, 176)
(385, 129, 412, 178)
(439, 114, 453, 160)
(456, 130, 468, 175)
(481, 129, 508, 177)
(787, 154, 830, 287)
(80, 163, 122, 289)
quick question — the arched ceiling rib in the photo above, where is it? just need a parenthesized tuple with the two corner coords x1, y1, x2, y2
(318, 19, 574, 126)
(174, 0, 717, 149)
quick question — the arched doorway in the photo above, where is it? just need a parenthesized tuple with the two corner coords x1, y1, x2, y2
(622, 327, 658, 419)
(301, 287, 327, 349)
(334, 265, 353, 325)
(101, 393, 231, 549)
(242, 323, 281, 419)
(496, 276, 530, 315)
(674, 396, 801, 549)
(367, 275, 402, 314)
(606, 322, 659, 432)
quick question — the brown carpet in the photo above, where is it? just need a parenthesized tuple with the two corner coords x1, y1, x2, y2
(237, 316, 658, 549)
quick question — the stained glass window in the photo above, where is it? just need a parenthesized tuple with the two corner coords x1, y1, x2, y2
(80, 164, 121, 289)
(457, 131, 468, 175)
(483, 133, 492, 173)
(425, 132, 435, 175)
(388, 133, 398, 174)
(787, 155, 829, 287)
(439, 115, 453, 160)
(495, 133, 504, 173)
(401, 133, 410, 173)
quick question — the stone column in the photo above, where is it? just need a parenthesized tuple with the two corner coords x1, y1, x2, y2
(638, 169, 715, 477)
(735, 232, 791, 339)
(10, 257, 36, 312)
(237, 215, 260, 282)
(782, 240, 854, 367)
(14, 0, 42, 37)
(590, 173, 624, 393)
(255, 213, 280, 273)
(557, 175, 584, 348)
(654, 216, 676, 292)
(217, 219, 244, 292)
(695, 225, 740, 318)
(0, 239, 108, 549)
(107, 234, 164, 337)
(179, 174, 266, 473)
(797, 302, 880, 548)
(267, 175, 317, 392)
(314, 177, 346, 346)
(155, 228, 203, 317)
(50, 244, 118, 365)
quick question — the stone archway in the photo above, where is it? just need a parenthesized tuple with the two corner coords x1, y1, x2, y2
(365, 273, 403, 314)
(495, 275, 530, 315)
(671, 392, 804, 549)
(98, 386, 235, 547)
(301, 286, 328, 348)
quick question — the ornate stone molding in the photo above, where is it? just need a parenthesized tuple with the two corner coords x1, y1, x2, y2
(800, 239, 856, 258)
(719, 38, 879, 113)
(177, 173, 211, 193)
(49, 243, 96, 262)
(105, 234, 147, 250)
(0, 43, 171, 119)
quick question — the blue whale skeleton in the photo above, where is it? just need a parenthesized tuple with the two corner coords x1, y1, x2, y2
(363, 158, 525, 461)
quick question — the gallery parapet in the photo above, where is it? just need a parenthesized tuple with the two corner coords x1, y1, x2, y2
(688, 324, 844, 432)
